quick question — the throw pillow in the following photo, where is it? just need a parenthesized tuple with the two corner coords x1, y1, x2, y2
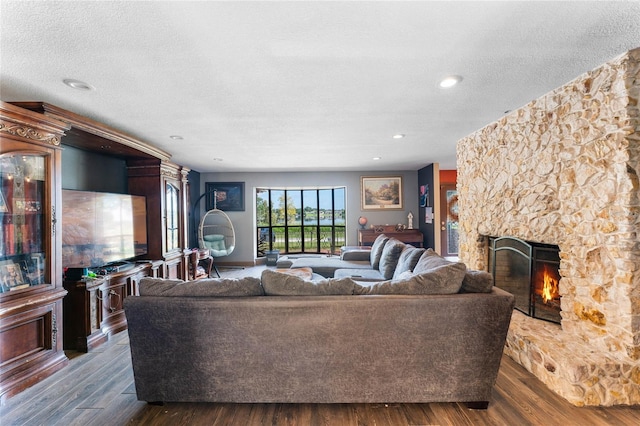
(392, 246, 426, 280)
(203, 234, 226, 251)
(369, 234, 390, 269)
(409, 248, 468, 293)
(355, 261, 466, 295)
(413, 248, 464, 274)
(377, 238, 406, 280)
(261, 269, 357, 296)
(460, 270, 494, 293)
(139, 276, 263, 297)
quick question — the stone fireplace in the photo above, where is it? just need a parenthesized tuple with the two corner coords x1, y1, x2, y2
(491, 236, 562, 324)
(456, 48, 639, 406)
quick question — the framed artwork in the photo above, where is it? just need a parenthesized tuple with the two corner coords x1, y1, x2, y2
(361, 176, 403, 210)
(205, 182, 245, 211)
(419, 184, 428, 207)
(0, 260, 26, 291)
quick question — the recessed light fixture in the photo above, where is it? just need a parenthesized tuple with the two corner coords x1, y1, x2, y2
(373, 157, 382, 161)
(439, 75, 463, 88)
(169, 135, 183, 140)
(393, 134, 405, 139)
(63, 79, 94, 91)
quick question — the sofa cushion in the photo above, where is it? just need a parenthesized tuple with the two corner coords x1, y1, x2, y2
(261, 269, 357, 295)
(340, 249, 372, 261)
(138, 276, 263, 297)
(203, 234, 226, 250)
(413, 248, 462, 274)
(289, 257, 370, 278)
(334, 268, 386, 281)
(460, 270, 494, 293)
(381, 248, 467, 294)
(392, 246, 426, 279)
(369, 233, 390, 269)
(355, 260, 466, 295)
(377, 238, 406, 279)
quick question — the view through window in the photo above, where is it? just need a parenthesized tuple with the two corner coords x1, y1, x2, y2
(256, 188, 346, 256)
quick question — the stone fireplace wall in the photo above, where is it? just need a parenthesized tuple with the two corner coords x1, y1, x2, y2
(457, 48, 639, 406)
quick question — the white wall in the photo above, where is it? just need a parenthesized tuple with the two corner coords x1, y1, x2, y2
(198, 170, 419, 263)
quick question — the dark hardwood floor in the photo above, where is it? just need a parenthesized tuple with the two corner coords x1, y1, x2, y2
(2, 266, 638, 425)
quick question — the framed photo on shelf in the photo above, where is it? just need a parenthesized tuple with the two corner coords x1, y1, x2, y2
(361, 176, 403, 210)
(205, 182, 245, 211)
(0, 260, 27, 291)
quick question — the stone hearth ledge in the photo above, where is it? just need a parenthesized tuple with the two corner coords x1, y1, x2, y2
(504, 311, 640, 406)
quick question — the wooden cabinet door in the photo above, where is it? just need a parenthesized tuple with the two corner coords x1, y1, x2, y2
(0, 102, 69, 403)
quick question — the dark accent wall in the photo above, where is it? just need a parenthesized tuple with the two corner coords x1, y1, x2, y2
(418, 164, 435, 249)
(61, 145, 128, 193)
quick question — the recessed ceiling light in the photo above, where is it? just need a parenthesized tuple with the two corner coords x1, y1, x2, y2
(439, 75, 463, 88)
(393, 134, 405, 139)
(169, 135, 183, 140)
(373, 157, 382, 161)
(63, 79, 94, 91)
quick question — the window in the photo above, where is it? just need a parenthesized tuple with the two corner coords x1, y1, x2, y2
(256, 188, 346, 256)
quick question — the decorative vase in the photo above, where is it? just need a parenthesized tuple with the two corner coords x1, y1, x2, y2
(358, 216, 368, 229)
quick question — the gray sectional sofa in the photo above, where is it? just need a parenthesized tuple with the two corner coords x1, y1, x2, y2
(284, 234, 427, 280)
(124, 249, 515, 407)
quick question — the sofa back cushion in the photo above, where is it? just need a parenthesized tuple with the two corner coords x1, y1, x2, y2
(138, 277, 263, 297)
(369, 234, 390, 269)
(356, 248, 467, 295)
(392, 246, 426, 280)
(261, 269, 357, 296)
(405, 248, 468, 292)
(377, 238, 406, 279)
(355, 259, 466, 295)
(413, 248, 462, 274)
(460, 270, 494, 293)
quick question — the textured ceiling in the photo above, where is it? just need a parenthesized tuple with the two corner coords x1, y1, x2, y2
(1, 1, 639, 172)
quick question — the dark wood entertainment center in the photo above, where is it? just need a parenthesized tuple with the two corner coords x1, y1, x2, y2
(1, 101, 191, 401)
(63, 262, 161, 352)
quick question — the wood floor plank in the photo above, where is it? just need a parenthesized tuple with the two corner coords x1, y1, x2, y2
(244, 403, 279, 426)
(427, 402, 476, 426)
(400, 403, 444, 426)
(376, 403, 413, 426)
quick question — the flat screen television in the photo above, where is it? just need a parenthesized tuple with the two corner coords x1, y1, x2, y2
(61, 190, 148, 268)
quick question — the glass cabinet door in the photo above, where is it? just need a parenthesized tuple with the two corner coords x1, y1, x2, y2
(0, 153, 48, 293)
(165, 182, 179, 253)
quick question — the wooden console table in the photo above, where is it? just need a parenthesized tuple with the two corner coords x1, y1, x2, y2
(358, 227, 424, 247)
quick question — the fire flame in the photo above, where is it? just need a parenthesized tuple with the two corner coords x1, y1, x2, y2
(541, 267, 559, 303)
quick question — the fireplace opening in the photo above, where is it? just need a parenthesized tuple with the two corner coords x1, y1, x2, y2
(490, 236, 561, 324)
